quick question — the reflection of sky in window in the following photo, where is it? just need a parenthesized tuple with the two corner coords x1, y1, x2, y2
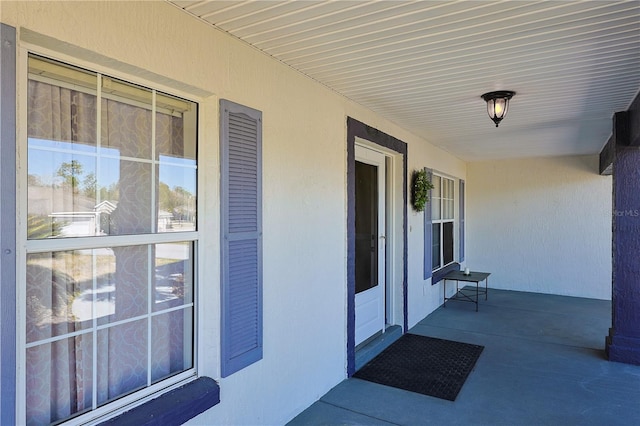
(28, 139, 196, 191)
(159, 159, 196, 196)
(100, 158, 120, 188)
(29, 148, 97, 186)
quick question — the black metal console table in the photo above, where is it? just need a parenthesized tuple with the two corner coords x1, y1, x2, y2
(442, 270, 491, 312)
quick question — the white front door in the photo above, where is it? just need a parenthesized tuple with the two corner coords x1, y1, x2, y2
(355, 145, 386, 346)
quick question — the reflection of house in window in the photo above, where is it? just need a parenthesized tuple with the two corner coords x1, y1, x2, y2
(49, 200, 117, 237)
(158, 210, 174, 232)
(95, 200, 117, 234)
(49, 202, 191, 236)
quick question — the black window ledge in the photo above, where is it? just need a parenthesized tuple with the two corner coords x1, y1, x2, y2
(431, 262, 460, 285)
(99, 377, 220, 426)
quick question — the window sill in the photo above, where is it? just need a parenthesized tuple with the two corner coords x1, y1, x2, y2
(99, 377, 220, 426)
(431, 262, 460, 285)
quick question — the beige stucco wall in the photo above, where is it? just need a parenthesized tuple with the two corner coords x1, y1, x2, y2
(2, 1, 466, 424)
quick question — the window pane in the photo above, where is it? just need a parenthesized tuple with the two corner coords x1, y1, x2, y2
(27, 145, 157, 238)
(446, 178, 455, 198)
(442, 197, 449, 219)
(27, 64, 98, 149)
(28, 149, 98, 238)
(26, 242, 195, 423)
(154, 242, 194, 309)
(432, 223, 441, 270)
(431, 175, 442, 197)
(443, 221, 454, 265)
(101, 77, 152, 160)
(443, 199, 454, 220)
(28, 62, 99, 239)
(98, 245, 149, 325)
(151, 307, 194, 383)
(355, 161, 379, 294)
(109, 161, 154, 235)
(29, 61, 198, 240)
(431, 196, 441, 220)
(26, 251, 102, 343)
(156, 101, 197, 160)
(431, 176, 441, 220)
(158, 162, 196, 232)
(96, 318, 148, 405)
(432, 175, 441, 198)
(26, 335, 93, 425)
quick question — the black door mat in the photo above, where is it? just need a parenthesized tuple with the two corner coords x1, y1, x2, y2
(353, 333, 484, 401)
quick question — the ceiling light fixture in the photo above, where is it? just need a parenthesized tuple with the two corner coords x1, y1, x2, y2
(481, 90, 515, 127)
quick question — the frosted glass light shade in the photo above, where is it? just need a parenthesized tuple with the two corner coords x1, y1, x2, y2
(481, 91, 515, 127)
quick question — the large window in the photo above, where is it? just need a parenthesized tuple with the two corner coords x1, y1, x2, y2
(25, 55, 198, 424)
(431, 174, 455, 271)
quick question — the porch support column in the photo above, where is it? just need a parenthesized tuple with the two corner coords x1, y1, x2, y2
(604, 95, 640, 365)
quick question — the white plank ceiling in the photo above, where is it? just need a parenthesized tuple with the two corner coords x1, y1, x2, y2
(168, 0, 640, 161)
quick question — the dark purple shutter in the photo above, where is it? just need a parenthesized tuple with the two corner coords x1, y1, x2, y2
(0, 23, 17, 426)
(220, 100, 263, 377)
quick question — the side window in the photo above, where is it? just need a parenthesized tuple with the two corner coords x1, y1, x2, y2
(431, 174, 455, 272)
(220, 99, 263, 377)
(25, 55, 198, 424)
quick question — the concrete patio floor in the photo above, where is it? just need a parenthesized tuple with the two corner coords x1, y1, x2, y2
(288, 289, 640, 425)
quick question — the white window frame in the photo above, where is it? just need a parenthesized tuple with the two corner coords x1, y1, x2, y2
(431, 173, 456, 272)
(17, 50, 202, 425)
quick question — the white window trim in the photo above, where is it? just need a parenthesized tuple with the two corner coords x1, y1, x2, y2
(16, 48, 207, 425)
(431, 173, 456, 272)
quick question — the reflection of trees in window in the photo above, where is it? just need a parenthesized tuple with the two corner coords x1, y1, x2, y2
(159, 182, 195, 222)
(82, 172, 96, 199)
(27, 174, 42, 186)
(99, 183, 119, 204)
(27, 214, 63, 239)
(56, 160, 84, 190)
(54, 161, 109, 201)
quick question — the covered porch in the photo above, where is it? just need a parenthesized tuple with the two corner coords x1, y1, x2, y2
(1, 2, 639, 424)
(290, 288, 640, 425)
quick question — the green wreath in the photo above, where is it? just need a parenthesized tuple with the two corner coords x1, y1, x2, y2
(411, 169, 434, 212)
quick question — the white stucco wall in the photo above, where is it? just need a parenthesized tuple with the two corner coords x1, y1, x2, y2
(2, 1, 466, 425)
(466, 155, 612, 300)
